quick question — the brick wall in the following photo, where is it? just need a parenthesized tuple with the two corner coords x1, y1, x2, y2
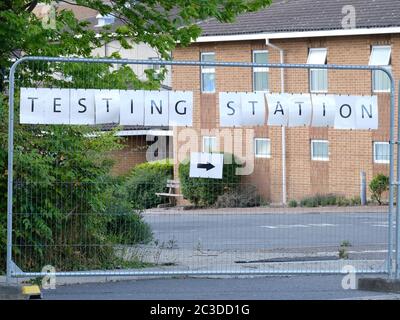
(110, 135, 172, 176)
(172, 34, 398, 204)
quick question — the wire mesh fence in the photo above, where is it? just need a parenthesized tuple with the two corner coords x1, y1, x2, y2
(6, 56, 396, 278)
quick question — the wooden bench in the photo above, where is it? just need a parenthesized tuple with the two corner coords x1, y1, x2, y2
(155, 180, 183, 206)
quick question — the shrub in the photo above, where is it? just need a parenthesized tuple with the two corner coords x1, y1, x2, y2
(288, 200, 298, 208)
(300, 197, 318, 208)
(369, 174, 390, 205)
(337, 196, 351, 207)
(125, 159, 173, 209)
(214, 185, 261, 208)
(179, 154, 240, 206)
(350, 196, 361, 206)
(299, 194, 355, 208)
(103, 178, 152, 244)
(318, 194, 338, 206)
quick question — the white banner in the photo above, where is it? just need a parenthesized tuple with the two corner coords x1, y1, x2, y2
(70, 89, 95, 125)
(241, 92, 265, 126)
(20, 88, 44, 124)
(219, 92, 242, 127)
(334, 95, 357, 130)
(169, 91, 193, 127)
(119, 90, 145, 126)
(144, 90, 169, 126)
(43, 88, 70, 125)
(20, 88, 379, 131)
(287, 94, 312, 127)
(20, 88, 194, 127)
(310, 94, 336, 127)
(266, 93, 289, 126)
(95, 89, 120, 124)
(355, 95, 379, 130)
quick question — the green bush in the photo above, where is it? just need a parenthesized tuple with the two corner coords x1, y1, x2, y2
(337, 196, 351, 207)
(103, 178, 152, 244)
(369, 174, 390, 205)
(299, 194, 356, 208)
(350, 196, 362, 206)
(288, 200, 298, 208)
(300, 197, 319, 208)
(179, 154, 240, 207)
(125, 160, 173, 209)
(214, 185, 261, 208)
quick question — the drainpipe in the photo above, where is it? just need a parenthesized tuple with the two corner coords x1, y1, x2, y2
(265, 39, 286, 205)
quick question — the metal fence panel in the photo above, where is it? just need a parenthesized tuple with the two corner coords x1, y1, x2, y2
(6, 56, 397, 280)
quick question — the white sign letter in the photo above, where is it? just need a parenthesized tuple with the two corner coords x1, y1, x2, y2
(70, 89, 95, 125)
(334, 96, 357, 130)
(266, 93, 289, 126)
(43, 88, 70, 125)
(169, 91, 193, 127)
(144, 91, 169, 126)
(120, 90, 145, 126)
(288, 94, 312, 127)
(241, 92, 265, 126)
(311, 94, 336, 127)
(355, 95, 378, 130)
(20, 88, 45, 124)
(95, 89, 120, 124)
(219, 92, 242, 127)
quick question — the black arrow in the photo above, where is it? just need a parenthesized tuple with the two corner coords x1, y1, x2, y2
(197, 162, 215, 171)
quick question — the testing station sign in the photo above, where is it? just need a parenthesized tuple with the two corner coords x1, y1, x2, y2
(20, 88, 378, 130)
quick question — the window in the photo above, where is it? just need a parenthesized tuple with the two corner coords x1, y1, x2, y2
(201, 52, 215, 93)
(311, 140, 329, 161)
(307, 48, 328, 93)
(369, 46, 392, 92)
(374, 142, 390, 164)
(95, 14, 115, 27)
(255, 138, 271, 158)
(253, 50, 269, 92)
(203, 136, 217, 153)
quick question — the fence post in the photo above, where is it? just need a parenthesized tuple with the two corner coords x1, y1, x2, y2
(360, 171, 367, 206)
(6, 58, 19, 284)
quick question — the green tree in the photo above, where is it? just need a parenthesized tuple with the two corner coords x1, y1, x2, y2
(0, 0, 272, 272)
(0, 0, 272, 85)
(369, 174, 390, 205)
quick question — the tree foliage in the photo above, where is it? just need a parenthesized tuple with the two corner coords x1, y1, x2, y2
(0, 0, 271, 81)
(0, 0, 272, 272)
(369, 174, 389, 205)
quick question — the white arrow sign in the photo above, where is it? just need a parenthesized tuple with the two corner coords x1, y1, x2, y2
(189, 152, 224, 179)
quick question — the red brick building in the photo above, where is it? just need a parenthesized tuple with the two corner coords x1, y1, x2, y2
(171, 0, 399, 204)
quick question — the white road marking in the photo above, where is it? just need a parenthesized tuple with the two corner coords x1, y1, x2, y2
(260, 223, 336, 229)
(372, 224, 396, 228)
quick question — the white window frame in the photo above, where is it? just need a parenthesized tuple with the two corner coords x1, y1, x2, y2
(369, 45, 392, 93)
(254, 138, 271, 158)
(252, 50, 269, 92)
(307, 48, 328, 93)
(202, 136, 217, 153)
(201, 52, 216, 93)
(373, 142, 390, 164)
(311, 140, 329, 161)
